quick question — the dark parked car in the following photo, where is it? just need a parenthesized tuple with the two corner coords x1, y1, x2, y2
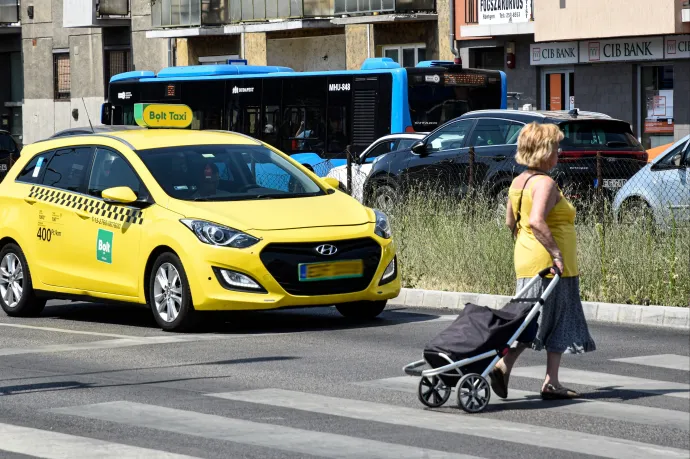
(363, 109, 648, 211)
(0, 130, 21, 182)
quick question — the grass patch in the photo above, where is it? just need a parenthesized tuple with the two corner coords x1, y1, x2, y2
(388, 190, 690, 307)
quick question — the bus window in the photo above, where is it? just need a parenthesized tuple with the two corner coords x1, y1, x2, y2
(282, 77, 327, 154)
(226, 79, 261, 136)
(182, 81, 224, 130)
(326, 106, 349, 154)
(325, 77, 353, 157)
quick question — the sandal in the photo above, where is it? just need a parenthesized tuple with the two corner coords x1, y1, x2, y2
(540, 384, 580, 400)
(489, 366, 509, 399)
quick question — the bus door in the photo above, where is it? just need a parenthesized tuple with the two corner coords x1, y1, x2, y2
(181, 80, 224, 130)
(260, 78, 282, 149)
(226, 79, 261, 137)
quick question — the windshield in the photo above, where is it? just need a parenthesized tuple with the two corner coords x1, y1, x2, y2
(136, 144, 325, 201)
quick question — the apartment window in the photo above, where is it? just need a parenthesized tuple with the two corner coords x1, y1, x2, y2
(383, 44, 426, 67)
(104, 48, 132, 96)
(53, 52, 71, 100)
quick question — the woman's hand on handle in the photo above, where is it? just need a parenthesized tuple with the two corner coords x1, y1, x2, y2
(552, 257, 564, 276)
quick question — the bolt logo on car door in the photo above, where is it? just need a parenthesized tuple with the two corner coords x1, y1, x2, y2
(315, 244, 338, 256)
(97, 229, 113, 264)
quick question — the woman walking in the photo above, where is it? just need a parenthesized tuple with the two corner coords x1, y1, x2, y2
(490, 122, 596, 400)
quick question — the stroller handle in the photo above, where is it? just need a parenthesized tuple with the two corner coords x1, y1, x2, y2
(538, 265, 562, 278)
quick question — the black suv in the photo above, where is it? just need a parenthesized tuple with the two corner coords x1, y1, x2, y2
(363, 109, 647, 209)
(0, 130, 21, 182)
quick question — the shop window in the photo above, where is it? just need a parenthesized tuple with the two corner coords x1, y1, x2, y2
(53, 52, 71, 100)
(383, 44, 426, 67)
(641, 65, 674, 150)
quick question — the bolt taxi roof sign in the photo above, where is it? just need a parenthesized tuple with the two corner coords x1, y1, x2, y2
(133, 103, 193, 128)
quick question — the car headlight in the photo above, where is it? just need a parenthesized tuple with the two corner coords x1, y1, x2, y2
(180, 219, 260, 248)
(374, 209, 392, 239)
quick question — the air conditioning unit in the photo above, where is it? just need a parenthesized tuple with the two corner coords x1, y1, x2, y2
(683, 2, 690, 22)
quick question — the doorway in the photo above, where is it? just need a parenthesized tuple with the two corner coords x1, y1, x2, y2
(638, 64, 674, 150)
(541, 68, 575, 111)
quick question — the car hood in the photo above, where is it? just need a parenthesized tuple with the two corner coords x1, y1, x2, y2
(167, 191, 374, 232)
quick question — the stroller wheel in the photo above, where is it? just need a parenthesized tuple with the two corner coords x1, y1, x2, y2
(417, 376, 451, 408)
(456, 374, 491, 413)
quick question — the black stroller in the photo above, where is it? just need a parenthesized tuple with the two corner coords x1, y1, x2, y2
(403, 267, 561, 413)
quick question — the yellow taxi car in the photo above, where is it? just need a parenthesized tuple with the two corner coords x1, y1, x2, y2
(0, 103, 399, 331)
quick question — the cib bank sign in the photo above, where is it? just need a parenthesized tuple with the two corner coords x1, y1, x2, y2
(478, 0, 532, 24)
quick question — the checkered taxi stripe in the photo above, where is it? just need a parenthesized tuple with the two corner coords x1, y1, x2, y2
(28, 186, 144, 225)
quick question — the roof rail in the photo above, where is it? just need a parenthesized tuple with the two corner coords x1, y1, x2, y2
(155, 64, 294, 78)
(360, 58, 401, 70)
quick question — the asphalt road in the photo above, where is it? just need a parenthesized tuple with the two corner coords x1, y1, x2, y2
(0, 300, 688, 459)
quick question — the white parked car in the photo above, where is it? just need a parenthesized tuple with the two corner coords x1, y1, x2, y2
(327, 133, 427, 202)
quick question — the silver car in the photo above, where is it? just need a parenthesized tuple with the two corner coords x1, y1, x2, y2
(613, 135, 690, 227)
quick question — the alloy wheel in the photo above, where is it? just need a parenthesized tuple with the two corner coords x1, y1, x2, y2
(0, 253, 24, 308)
(153, 262, 183, 323)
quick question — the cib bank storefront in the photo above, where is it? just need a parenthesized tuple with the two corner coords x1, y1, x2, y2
(530, 35, 690, 150)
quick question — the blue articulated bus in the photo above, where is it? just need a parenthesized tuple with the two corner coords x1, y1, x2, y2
(102, 58, 507, 176)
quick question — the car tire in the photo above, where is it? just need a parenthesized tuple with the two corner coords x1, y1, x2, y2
(619, 198, 655, 229)
(367, 181, 397, 213)
(148, 252, 198, 332)
(0, 243, 46, 317)
(336, 300, 387, 320)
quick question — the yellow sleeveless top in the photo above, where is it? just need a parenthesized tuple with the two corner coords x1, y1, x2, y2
(510, 176, 578, 278)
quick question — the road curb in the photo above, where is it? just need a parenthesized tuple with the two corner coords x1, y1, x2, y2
(390, 288, 690, 330)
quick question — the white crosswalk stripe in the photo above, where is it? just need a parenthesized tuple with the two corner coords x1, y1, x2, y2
(0, 422, 201, 459)
(510, 365, 690, 399)
(49, 401, 483, 459)
(611, 354, 690, 371)
(206, 388, 689, 459)
(354, 376, 690, 431)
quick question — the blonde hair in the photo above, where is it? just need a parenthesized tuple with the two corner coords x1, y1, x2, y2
(515, 122, 564, 168)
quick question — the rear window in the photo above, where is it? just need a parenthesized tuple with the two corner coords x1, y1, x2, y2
(559, 121, 642, 150)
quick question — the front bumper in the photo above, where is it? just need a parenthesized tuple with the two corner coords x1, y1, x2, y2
(178, 224, 400, 311)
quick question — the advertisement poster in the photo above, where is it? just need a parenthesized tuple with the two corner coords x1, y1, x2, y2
(479, 0, 532, 25)
(645, 90, 673, 134)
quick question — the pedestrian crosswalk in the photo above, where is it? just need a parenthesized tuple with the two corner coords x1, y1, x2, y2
(1, 353, 688, 459)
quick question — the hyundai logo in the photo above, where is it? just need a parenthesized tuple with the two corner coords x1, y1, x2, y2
(315, 244, 338, 256)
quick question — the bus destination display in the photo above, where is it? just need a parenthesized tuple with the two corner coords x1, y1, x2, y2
(443, 73, 488, 87)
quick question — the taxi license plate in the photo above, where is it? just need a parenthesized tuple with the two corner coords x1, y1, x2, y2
(298, 260, 364, 282)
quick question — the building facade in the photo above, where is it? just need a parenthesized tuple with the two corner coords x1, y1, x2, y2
(455, 0, 690, 149)
(1, 1, 22, 144)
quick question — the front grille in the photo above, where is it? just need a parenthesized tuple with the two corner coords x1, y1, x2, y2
(260, 238, 382, 296)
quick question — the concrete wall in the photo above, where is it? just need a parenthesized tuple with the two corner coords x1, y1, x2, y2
(267, 34, 346, 71)
(574, 63, 635, 126)
(345, 24, 373, 70)
(131, 0, 168, 72)
(374, 21, 438, 59)
(534, 0, 680, 42)
(244, 33, 267, 66)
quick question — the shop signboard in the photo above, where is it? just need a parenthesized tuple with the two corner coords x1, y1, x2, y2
(478, 0, 532, 25)
(530, 42, 578, 66)
(579, 37, 664, 63)
(664, 35, 690, 59)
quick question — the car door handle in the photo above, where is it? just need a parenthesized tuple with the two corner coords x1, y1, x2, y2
(75, 209, 90, 219)
(440, 158, 455, 164)
(492, 155, 507, 161)
(24, 197, 36, 204)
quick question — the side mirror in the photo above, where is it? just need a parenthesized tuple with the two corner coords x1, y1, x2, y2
(102, 186, 137, 204)
(323, 177, 342, 190)
(101, 103, 112, 125)
(411, 140, 427, 155)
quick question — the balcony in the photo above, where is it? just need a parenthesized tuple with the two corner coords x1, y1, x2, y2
(63, 0, 130, 28)
(150, 0, 435, 28)
(461, 0, 533, 37)
(0, 0, 19, 24)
